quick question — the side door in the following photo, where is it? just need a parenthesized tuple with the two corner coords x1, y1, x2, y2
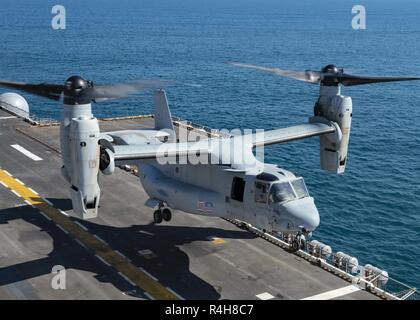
(253, 180, 274, 232)
(229, 176, 246, 217)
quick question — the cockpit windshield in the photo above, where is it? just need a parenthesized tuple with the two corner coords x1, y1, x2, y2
(269, 182, 295, 204)
(291, 178, 309, 199)
(268, 178, 309, 204)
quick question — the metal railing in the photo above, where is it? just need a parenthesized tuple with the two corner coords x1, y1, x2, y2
(27, 114, 59, 126)
(172, 116, 231, 138)
(224, 217, 418, 300)
(0, 102, 59, 126)
(0, 102, 29, 119)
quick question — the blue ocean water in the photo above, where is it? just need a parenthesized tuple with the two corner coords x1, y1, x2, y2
(0, 0, 419, 289)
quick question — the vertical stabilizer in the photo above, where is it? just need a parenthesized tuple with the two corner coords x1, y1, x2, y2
(154, 90, 175, 135)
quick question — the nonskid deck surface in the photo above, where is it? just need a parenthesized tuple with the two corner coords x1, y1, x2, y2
(0, 109, 378, 300)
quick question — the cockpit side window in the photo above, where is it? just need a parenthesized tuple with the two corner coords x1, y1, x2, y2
(269, 182, 296, 204)
(291, 178, 309, 199)
(254, 181, 270, 204)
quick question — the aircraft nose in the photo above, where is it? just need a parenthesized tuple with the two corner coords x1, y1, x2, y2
(282, 197, 320, 232)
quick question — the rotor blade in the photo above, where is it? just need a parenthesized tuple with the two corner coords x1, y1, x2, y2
(228, 62, 322, 84)
(337, 74, 420, 86)
(91, 80, 173, 103)
(0, 80, 64, 101)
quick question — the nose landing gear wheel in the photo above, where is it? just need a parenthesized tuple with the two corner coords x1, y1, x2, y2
(153, 210, 163, 224)
(162, 208, 172, 222)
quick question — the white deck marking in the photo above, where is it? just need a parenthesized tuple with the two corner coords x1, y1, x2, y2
(166, 287, 184, 300)
(138, 249, 157, 259)
(42, 197, 53, 206)
(138, 249, 153, 256)
(301, 285, 361, 300)
(75, 239, 88, 249)
(59, 210, 69, 216)
(0, 116, 17, 120)
(138, 267, 158, 282)
(95, 254, 112, 267)
(0, 181, 8, 188)
(74, 221, 88, 231)
(56, 224, 70, 235)
(11, 144, 43, 161)
(139, 230, 155, 236)
(15, 178, 25, 185)
(3, 170, 12, 176)
(94, 234, 109, 246)
(24, 200, 35, 208)
(11, 190, 21, 198)
(256, 292, 275, 300)
(28, 187, 38, 195)
(144, 292, 155, 300)
(39, 212, 52, 221)
(118, 272, 136, 287)
(115, 250, 130, 261)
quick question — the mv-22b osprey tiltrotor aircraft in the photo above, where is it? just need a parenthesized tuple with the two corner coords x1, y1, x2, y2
(0, 66, 418, 248)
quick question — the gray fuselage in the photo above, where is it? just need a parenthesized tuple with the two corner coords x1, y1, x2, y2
(139, 161, 320, 234)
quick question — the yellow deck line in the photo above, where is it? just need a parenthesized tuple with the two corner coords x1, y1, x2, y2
(212, 238, 226, 245)
(0, 169, 178, 300)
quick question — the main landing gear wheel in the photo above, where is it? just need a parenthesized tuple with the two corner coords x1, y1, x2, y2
(162, 208, 172, 222)
(291, 240, 300, 252)
(153, 210, 163, 224)
(291, 233, 306, 252)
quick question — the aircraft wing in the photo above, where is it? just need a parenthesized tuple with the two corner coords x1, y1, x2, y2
(112, 122, 336, 162)
(247, 122, 336, 147)
(113, 140, 212, 161)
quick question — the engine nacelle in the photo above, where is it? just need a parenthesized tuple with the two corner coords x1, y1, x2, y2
(99, 147, 115, 175)
(314, 88, 353, 174)
(69, 115, 101, 219)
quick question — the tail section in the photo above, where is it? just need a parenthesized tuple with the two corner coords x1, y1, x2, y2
(154, 90, 175, 142)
